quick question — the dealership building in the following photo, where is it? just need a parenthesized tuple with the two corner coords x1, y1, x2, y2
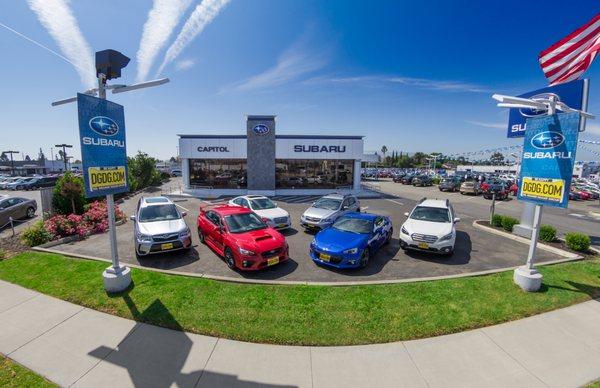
(178, 115, 364, 197)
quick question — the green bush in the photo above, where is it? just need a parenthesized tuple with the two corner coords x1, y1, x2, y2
(501, 216, 519, 232)
(20, 220, 52, 247)
(539, 224, 557, 242)
(52, 172, 86, 215)
(565, 232, 591, 252)
(432, 177, 441, 185)
(128, 151, 163, 192)
(491, 214, 504, 227)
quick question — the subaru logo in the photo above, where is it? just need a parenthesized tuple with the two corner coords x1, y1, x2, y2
(89, 116, 119, 136)
(252, 124, 270, 135)
(519, 93, 559, 118)
(531, 131, 565, 149)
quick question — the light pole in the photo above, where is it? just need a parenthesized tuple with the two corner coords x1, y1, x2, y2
(51, 49, 169, 293)
(3, 150, 19, 176)
(55, 143, 73, 172)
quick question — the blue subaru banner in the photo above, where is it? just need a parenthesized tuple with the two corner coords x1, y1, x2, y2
(507, 79, 586, 138)
(517, 112, 580, 208)
(77, 93, 128, 198)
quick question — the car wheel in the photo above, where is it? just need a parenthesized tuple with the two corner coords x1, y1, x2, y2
(360, 248, 370, 268)
(385, 228, 393, 245)
(26, 207, 35, 218)
(224, 248, 236, 269)
(198, 227, 205, 244)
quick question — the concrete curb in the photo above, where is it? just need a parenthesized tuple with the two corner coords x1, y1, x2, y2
(31, 245, 583, 287)
(472, 220, 583, 259)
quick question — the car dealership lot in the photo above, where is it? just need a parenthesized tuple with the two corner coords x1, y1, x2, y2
(49, 189, 566, 283)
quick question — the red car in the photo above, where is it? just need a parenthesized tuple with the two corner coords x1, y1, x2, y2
(197, 204, 289, 270)
(571, 188, 590, 200)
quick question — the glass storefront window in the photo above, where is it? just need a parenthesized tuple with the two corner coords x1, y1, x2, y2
(275, 159, 353, 189)
(189, 159, 247, 188)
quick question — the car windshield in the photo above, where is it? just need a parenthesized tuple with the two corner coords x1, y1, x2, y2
(139, 204, 180, 222)
(225, 212, 267, 233)
(410, 206, 451, 223)
(250, 198, 276, 210)
(313, 198, 342, 210)
(332, 217, 373, 234)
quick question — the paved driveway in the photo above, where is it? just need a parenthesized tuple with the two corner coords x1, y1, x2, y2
(52, 191, 565, 283)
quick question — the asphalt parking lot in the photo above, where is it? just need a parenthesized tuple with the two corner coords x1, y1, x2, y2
(51, 188, 566, 283)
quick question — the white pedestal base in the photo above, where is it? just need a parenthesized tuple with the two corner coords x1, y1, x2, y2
(102, 265, 132, 293)
(513, 266, 542, 292)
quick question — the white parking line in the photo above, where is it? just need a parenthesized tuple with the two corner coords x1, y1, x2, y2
(174, 203, 190, 212)
(385, 199, 404, 206)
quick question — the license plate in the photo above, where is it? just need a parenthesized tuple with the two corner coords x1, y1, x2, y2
(278, 224, 287, 228)
(161, 243, 174, 250)
(267, 257, 279, 266)
(418, 242, 429, 249)
(319, 253, 331, 262)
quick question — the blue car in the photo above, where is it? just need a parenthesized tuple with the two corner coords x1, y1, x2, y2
(310, 212, 393, 269)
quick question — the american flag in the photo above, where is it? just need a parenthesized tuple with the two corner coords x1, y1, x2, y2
(538, 13, 600, 85)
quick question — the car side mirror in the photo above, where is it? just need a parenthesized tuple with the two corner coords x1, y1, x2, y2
(181, 211, 187, 217)
(130, 215, 136, 221)
(454, 217, 461, 223)
(404, 212, 409, 217)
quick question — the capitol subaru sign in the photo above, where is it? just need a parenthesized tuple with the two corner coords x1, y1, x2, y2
(507, 79, 587, 138)
(77, 93, 129, 198)
(517, 112, 579, 208)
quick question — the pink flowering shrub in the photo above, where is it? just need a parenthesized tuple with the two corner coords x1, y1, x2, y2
(44, 200, 124, 240)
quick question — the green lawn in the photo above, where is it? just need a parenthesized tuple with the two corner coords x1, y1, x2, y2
(0, 252, 599, 346)
(0, 355, 56, 387)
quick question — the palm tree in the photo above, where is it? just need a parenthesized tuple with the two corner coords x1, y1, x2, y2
(380, 146, 388, 166)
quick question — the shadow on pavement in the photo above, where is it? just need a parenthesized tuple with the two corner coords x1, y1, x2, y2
(136, 246, 200, 270)
(236, 258, 300, 281)
(405, 230, 472, 266)
(88, 291, 295, 387)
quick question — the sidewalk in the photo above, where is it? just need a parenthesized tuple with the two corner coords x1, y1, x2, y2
(1, 279, 600, 388)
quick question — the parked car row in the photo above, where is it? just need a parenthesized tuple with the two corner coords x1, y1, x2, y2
(0, 175, 58, 191)
(131, 194, 460, 272)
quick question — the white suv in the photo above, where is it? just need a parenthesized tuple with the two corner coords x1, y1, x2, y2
(399, 198, 460, 255)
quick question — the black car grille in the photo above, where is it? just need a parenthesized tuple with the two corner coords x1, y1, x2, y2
(152, 233, 179, 243)
(262, 248, 282, 257)
(411, 233, 438, 243)
(312, 249, 342, 264)
(274, 217, 288, 224)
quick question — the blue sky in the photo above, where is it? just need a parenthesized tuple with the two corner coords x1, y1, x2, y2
(1, 0, 600, 162)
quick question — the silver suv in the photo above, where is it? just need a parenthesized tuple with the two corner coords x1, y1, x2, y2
(131, 196, 192, 258)
(300, 193, 360, 230)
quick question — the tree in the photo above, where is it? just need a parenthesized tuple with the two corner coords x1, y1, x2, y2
(489, 152, 505, 166)
(0, 152, 8, 162)
(380, 146, 388, 166)
(128, 151, 163, 192)
(169, 156, 177, 163)
(38, 148, 46, 163)
(52, 172, 86, 214)
(25, 155, 31, 161)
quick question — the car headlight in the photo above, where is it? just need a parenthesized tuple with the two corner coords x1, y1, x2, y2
(401, 226, 409, 235)
(343, 247, 358, 255)
(322, 218, 333, 223)
(238, 247, 256, 256)
(136, 232, 152, 243)
(179, 228, 191, 239)
(439, 232, 454, 241)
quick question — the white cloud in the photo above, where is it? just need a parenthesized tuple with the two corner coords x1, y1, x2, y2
(136, 0, 192, 83)
(465, 120, 506, 129)
(221, 33, 329, 93)
(175, 59, 195, 71)
(27, 0, 95, 89)
(157, 0, 230, 76)
(307, 75, 487, 93)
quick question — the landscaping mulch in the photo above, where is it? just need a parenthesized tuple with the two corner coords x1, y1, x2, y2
(0, 235, 30, 259)
(478, 220, 596, 258)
